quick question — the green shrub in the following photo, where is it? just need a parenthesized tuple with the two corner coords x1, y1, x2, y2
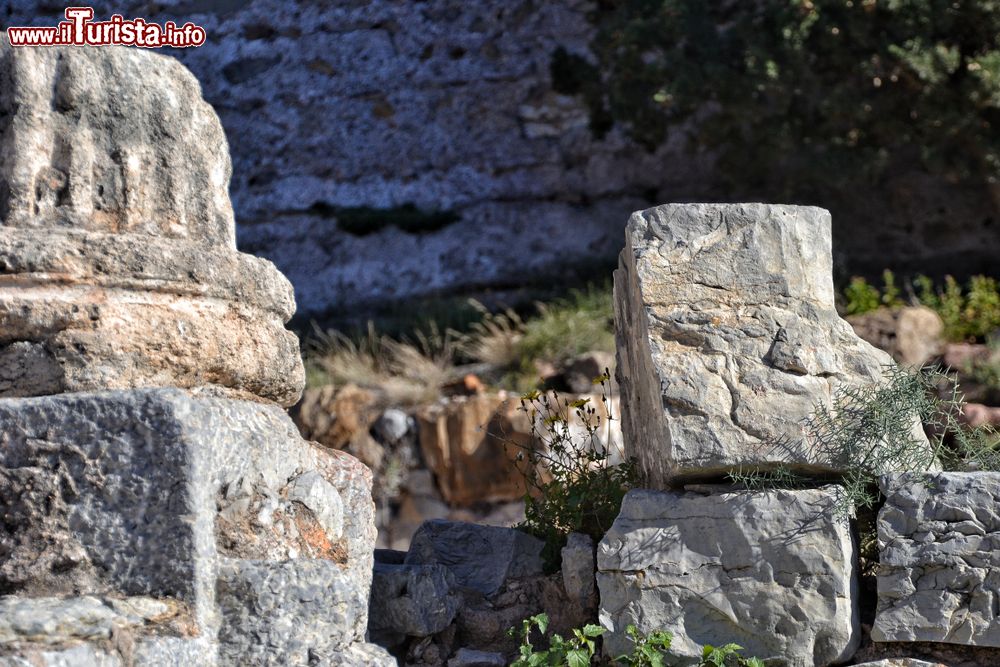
(508, 375, 637, 569)
(731, 365, 1000, 516)
(516, 287, 615, 370)
(614, 624, 673, 667)
(843, 276, 881, 316)
(916, 274, 1000, 341)
(842, 272, 1000, 342)
(842, 270, 906, 316)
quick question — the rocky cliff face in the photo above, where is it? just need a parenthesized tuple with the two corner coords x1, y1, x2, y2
(6, 0, 997, 319)
(3, 0, 690, 318)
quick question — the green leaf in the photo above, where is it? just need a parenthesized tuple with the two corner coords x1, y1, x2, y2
(582, 624, 605, 637)
(534, 613, 550, 635)
(566, 649, 590, 667)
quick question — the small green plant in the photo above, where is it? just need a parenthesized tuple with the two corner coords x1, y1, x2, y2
(842, 270, 903, 316)
(511, 286, 615, 388)
(509, 613, 603, 667)
(842, 276, 880, 316)
(508, 373, 637, 569)
(510, 616, 765, 667)
(700, 643, 765, 667)
(880, 269, 903, 308)
(915, 274, 1000, 342)
(614, 624, 672, 666)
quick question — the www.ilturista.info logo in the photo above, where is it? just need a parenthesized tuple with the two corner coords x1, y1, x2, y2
(6, 7, 206, 48)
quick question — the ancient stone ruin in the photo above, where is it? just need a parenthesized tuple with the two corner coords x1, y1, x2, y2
(0, 42, 389, 666)
(0, 35, 995, 667)
(605, 203, 999, 667)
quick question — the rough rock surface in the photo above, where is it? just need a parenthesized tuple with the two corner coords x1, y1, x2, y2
(0, 40, 303, 405)
(561, 532, 595, 603)
(369, 562, 461, 646)
(597, 487, 859, 667)
(447, 648, 507, 667)
(217, 559, 394, 666)
(0, 389, 384, 665)
(614, 203, 913, 484)
(848, 306, 945, 367)
(405, 520, 544, 596)
(8, 2, 995, 315)
(875, 472, 1000, 646)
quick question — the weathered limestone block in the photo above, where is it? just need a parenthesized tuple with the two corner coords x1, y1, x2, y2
(614, 203, 906, 484)
(217, 559, 394, 666)
(0, 41, 303, 405)
(597, 487, 859, 667)
(0, 389, 385, 665)
(874, 472, 1000, 646)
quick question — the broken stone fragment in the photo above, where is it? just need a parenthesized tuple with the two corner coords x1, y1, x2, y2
(613, 203, 925, 484)
(875, 471, 1000, 647)
(0, 41, 303, 405)
(597, 486, 859, 667)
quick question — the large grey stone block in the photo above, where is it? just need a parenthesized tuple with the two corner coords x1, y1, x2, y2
(597, 487, 859, 667)
(875, 472, 1000, 646)
(613, 203, 913, 485)
(0, 389, 385, 665)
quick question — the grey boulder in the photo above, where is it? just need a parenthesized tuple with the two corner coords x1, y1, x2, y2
(369, 562, 461, 644)
(597, 486, 859, 667)
(405, 520, 544, 596)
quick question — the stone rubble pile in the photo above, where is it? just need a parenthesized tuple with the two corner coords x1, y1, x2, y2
(370, 521, 596, 666)
(0, 41, 389, 666)
(604, 203, 956, 667)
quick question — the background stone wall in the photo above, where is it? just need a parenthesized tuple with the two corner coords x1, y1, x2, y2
(5, 0, 996, 321)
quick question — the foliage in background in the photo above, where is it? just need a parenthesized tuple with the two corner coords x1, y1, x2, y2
(731, 365, 1000, 518)
(577, 0, 1000, 198)
(518, 287, 615, 366)
(510, 614, 764, 667)
(961, 339, 1000, 405)
(842, 272, 1000, 342)
(843, 270, 904, 315)
(508, 375, 636, 569)
(917, 274, 1000, 341)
